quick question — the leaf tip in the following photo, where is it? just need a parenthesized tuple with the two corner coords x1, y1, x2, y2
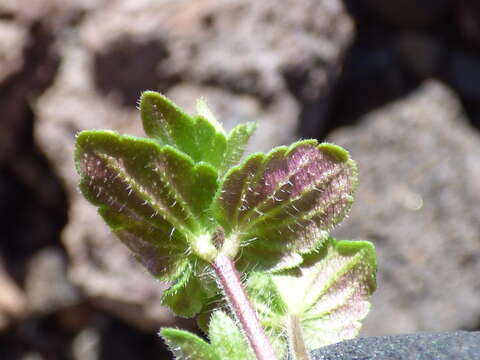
(318, 143, 350, 163)
(196, 98, 225, 134)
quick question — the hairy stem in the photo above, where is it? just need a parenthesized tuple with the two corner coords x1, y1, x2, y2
(287, 315, 311, 360)
(213, 254, 278, 360)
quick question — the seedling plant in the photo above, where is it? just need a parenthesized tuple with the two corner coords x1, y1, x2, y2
(75, 92, 377, 360)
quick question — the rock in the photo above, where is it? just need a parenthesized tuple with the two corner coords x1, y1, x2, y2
(0, 259, 26, 329)
(24, 248, 81, 314)
(72, 327, 100, 360)
(35, 40, 179, 332)
(450, 51, 480, 102)
(22, 354, 44, 360)
(34, 0, 353, 330)
(456, 0, 480, 49)
(329, 81, 480, 335)
(361, 0, 450, 28)
(0, 21, 27, 83)
(311, 331, 480, 360)
(395, 32, 446, 79)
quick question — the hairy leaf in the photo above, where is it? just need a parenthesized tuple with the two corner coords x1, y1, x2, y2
(213, 140, 358, 270)
(160, 328, 219, 360)
(141, 91, 227, 168)
(196, 98, 224, 134)
(76, 130, 218, 232)
(247, 237, 377, 355)
(75, 130, 219, 316)
(209, 311, 255, 360)
(160, 311, 254, 360)
(160, 262, 216, 317)
(220, 122, 257, 175)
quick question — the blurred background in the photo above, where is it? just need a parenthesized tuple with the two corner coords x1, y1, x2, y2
(1, 0, 480, 359)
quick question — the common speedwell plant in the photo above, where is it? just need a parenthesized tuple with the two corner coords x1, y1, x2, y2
(75, 92, 377, 360)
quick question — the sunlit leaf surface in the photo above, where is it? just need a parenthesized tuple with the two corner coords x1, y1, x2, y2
(247, 237, 377, 357)
(213, 141, 358, 270)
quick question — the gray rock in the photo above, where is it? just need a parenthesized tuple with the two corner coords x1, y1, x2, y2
(34, 0, 353, 330)
(72, 327, 100, 360)
(329, 81, 480, 335)
(456, 1, 480, 49)
(311, 331, 480, 360)
(0, 21, 27, 83)
(451, 51, 480, 102)
(0, 258, 26, 330)
(395, 32, 445, 79)
(25, 248, 81, 314)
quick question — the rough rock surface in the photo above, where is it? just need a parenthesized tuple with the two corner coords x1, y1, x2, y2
(310, 331, 480, 360)
(34, 0, 353, 330)
(24, 248, 81, 314)
(361, 0, 450, 28)
(330, 81, 480, 335)
(0, 259, 26, 330)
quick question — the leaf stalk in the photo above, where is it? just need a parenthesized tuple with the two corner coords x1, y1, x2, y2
(213, 254, 278, 360)
(287, 314, 311, 360)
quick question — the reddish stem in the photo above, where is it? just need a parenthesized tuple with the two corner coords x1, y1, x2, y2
(213, 255, 278, 360)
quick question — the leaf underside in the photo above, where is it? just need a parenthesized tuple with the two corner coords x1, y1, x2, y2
(247, 237, 377, 356)
(213, 140, 358, 271)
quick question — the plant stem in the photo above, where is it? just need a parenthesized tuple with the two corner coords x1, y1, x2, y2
(213, 254, 278, 360)
(286, 315, 311, 360)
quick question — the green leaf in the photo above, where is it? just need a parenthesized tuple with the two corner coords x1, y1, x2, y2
(160, 328, 220, 360)
(220, 122, 257, 175)
(99, 207, 188, 280)
(209, 311, 255, 360)
(196, 98, 225, 134)
(140, 91, 227, 168)
(161, 262, 215, 317)
(76, 130, 218, 233)
(213, 140, 358, 271)
(247, 237, 377, 355)
(75, 130, 219, 316)
(161, 311, 256, 360)
(196, 294, 223, 334)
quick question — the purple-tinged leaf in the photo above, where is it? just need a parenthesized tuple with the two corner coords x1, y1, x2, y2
(76, 130, 218, 234)
(75, 130, 219, 292)
(99, 207, 188, 280)
(247, 237, 377, 357)
(213, 140, 358, 270)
